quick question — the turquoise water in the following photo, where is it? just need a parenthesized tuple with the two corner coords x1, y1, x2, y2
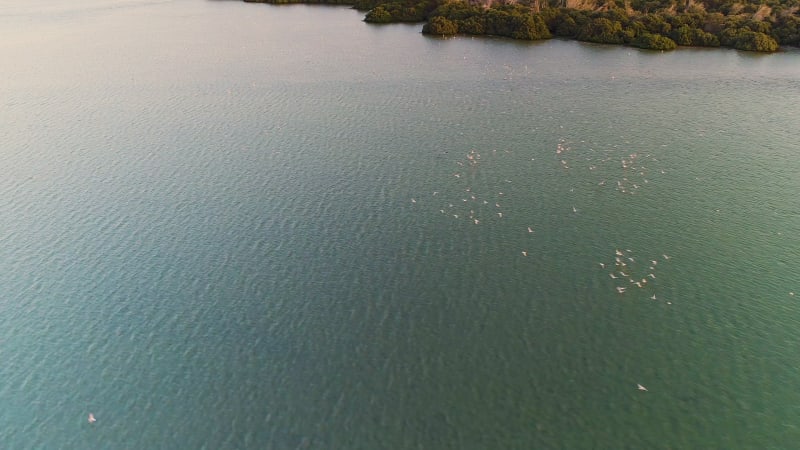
(2, 1, 800, 448)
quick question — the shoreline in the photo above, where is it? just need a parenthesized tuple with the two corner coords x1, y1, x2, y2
(242, 0, 800, 53)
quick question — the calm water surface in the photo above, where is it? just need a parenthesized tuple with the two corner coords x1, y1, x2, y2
(2, 1, 800, 448)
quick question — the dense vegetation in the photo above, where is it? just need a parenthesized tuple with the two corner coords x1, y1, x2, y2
(243, 0, 800, 51)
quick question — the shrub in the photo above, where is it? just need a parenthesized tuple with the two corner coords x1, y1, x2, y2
(423, 16, 459, 34)
(631, 32, 678, 49)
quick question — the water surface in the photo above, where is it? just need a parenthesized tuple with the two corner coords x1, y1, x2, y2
(2, 1, 800, 448)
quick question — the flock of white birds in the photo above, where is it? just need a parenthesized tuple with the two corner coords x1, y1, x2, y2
(410, 137, 678, 307)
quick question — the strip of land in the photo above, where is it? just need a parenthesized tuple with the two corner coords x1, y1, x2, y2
(244, 0, 800, 52)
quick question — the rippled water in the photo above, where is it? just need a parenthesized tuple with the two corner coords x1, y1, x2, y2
(2, 1, 800, 448)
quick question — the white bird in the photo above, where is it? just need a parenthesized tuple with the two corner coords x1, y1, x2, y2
(572, 206, 577, 213)
(88, 413, 96, 424)
(619, 272, 629, 277)
(411, 198, 416, 203)
(497, 212, 503, 218)
(663, 254, 670, 260)
(634, 282, 643, 288)
(474, 219, 480, 225)
(637, 384, 647, 391)
(651, 260, 657, 265)
(522, 251, 528, 256)
(650, 294, 656, 300)
(599, 263, 605, 269)
(648, 273, 656, 279)
(527, 227, 534, 233)
(609, 273, 617, 279)
(615, 249, 623, 256)
(616, 287, 626, 293)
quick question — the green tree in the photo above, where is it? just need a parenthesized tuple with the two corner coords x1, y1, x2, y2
(423, 16, 459, 34)
(670, 24, 694, 45)
(459, 16, 486, 34)
(365, 6, 392, 22)
(720, 27, 779, 51)
(690, 27, 720, 46)
(578, 17, 625, 44)
(631, 32, 678, 49)
(774, 15, 800, 46)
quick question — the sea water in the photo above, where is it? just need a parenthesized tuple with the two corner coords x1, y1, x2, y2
(1, 1, 800, 447)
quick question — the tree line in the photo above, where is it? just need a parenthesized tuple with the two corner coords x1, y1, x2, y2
(243, 0, 800, 52)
